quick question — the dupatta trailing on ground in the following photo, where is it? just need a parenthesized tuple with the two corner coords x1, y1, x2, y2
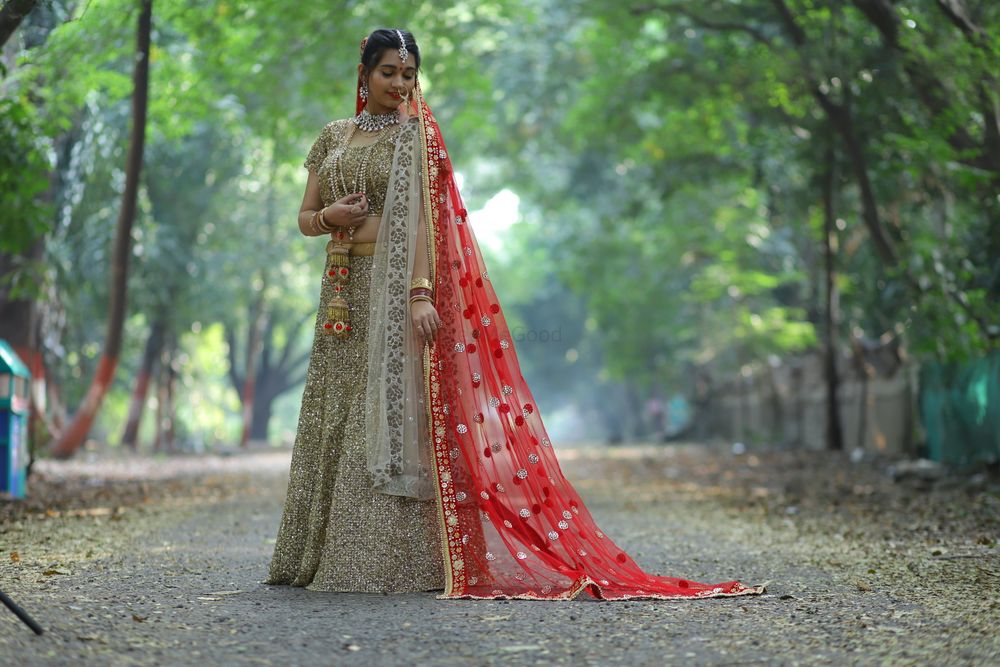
(360, 56, 767, 600)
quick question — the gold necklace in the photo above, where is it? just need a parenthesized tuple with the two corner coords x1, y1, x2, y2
(331, 124, 391, 205)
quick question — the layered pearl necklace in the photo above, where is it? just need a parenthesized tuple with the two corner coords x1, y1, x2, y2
(329, 107, 400, 200)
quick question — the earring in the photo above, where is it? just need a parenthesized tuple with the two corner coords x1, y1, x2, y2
(360, 80, 369, 101)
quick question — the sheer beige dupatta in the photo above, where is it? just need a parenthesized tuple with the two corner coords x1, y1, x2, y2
(363, 114, 435, 500)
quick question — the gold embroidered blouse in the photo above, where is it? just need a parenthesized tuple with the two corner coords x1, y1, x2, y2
(303, 118, 410, 217)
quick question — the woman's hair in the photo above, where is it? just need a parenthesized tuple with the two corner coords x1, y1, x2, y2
(361, 28, 421, 73)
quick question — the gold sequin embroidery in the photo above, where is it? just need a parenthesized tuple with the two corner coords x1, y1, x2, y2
(265, 253, 446, 593)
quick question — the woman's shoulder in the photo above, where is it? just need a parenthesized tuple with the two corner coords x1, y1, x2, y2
(311, 118, 353, 139)
(311, 119, 356, 150)
(323, 117, 354, 135)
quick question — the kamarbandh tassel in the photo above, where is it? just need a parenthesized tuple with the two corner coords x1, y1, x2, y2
(323, 241, 353, 338)
(325, 293, 351, 338)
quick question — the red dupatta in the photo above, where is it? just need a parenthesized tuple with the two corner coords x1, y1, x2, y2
(359, 41, 768, 601)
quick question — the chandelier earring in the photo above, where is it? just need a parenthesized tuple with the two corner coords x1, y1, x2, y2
(359, 78, 369, 101)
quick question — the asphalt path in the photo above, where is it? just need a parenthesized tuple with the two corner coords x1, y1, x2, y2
(1, 444, 997, 666)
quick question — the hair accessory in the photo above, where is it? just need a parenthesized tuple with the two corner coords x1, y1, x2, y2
(359, 36, 368, 59)
(395, 29, 408, 63)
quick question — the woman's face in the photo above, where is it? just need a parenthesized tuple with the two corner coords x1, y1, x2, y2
(360, 48, 417, 115)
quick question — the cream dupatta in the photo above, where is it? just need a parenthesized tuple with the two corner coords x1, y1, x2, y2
(363, 113, 435, 500)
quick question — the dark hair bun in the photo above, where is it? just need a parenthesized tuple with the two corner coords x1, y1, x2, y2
(361, 28, 421, 72)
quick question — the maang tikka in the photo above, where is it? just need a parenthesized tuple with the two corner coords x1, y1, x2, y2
(395, 29, 408, 62)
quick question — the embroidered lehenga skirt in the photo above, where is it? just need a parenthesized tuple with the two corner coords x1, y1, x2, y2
(265, 248, 446, 593)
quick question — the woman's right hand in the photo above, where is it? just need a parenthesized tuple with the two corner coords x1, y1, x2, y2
(323, 193, 369, 228)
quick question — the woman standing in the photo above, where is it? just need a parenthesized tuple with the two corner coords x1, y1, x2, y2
(266, 28, 767, 601)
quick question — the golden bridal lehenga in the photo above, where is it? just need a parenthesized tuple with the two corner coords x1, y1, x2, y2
(266, 28, 768, 601)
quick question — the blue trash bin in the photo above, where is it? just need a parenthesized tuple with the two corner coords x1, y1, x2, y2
(0, 340, 30, 499)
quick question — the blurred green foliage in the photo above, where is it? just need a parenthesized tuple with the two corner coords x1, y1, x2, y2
(1, 0, 996, 447)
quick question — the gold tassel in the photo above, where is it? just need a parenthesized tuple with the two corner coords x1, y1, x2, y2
(323, 241, 352, 338)
(325, 294, 351, 338)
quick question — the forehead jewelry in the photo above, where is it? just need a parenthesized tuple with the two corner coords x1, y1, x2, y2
(395, 29, 408, 63)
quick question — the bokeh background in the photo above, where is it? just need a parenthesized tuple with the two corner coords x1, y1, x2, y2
(1, 0, 997, 464)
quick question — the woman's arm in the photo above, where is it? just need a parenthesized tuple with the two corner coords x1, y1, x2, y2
(297, 171, 327, 236)
(410, 192, 441, 341)
(411, 197, 431, 283)
(297, 171, 367, 236)
(298, 121, 368, 236)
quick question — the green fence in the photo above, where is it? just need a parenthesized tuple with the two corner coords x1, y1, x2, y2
(919, 350, 1000, 467)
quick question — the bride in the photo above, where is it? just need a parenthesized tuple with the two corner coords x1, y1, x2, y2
(266, 27, 767, 601)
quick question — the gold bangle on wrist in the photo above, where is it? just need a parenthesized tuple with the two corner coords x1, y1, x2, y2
(318, 206, 334, 233)
(409, 295, 434, 305)
(410, 277, 433, 291)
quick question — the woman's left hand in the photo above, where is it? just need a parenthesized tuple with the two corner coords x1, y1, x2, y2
(411, 300, 442, 343)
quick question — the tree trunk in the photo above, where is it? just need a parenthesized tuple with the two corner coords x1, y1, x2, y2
(0, 0, 40, 48)
(240, 281, 266, 448)
(240, 148, 279, 448)
(821, 143, 844, 451)
(227, 300, 312, 449)
(854, 341, 871, 452)
(736, 365, 749, 445)
(152, 358, 165, 454)
(163, 344, 176, 452)
(151, 337, 175, 453)
(249, 397, 272, 442)
(49, 0, 153, 458)
(120, 319, 165, 450)
(790, 363, 805, 448)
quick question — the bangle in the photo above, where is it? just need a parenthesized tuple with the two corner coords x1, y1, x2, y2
(308, 210, 321, 235)
(409, 287, 432, 297)
(409, 295, 434, 305)
(410, 291, 433, 302)
(317, 206, 334, 233)
(410, 277, 433, 291)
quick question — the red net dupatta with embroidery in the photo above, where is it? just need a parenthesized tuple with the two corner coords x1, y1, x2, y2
(380, 79, 767, 601)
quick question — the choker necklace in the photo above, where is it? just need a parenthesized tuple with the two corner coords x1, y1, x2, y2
(353, 108, 400, 133)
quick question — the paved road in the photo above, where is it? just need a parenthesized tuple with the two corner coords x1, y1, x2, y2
(1, 444, 997, 666)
